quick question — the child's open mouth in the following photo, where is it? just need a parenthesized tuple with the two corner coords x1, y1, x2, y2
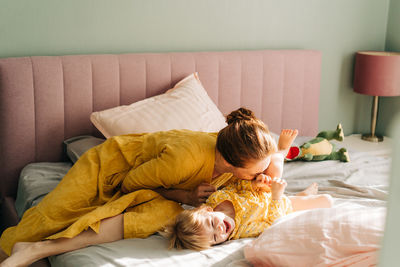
(224, 220, 231, 233)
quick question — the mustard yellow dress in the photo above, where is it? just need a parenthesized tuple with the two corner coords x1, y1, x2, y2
(206, 178, 293, 239)
(0, 130, 232, 255)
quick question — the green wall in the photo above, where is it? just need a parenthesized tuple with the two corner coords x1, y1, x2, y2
(0, 0, 391, 135)
(380, 114, 400, 265)
(380, 0, 400, 258)
(381, 0, 400, 137)
(379, 4, 400, 265)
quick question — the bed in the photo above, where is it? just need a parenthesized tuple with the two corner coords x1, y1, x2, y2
(0, 50, 391, 267)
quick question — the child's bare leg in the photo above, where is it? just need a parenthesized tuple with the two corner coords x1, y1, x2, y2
(278, 129, 298, 153)
(263, 153, 284, 179)
(263, 129, 299, 179)
(288, 194, 333, 212)
(296, 183, 318, 196)
(0, 214, 124, 267)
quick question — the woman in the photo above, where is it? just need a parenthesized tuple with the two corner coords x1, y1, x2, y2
(0, 107, 295, 267)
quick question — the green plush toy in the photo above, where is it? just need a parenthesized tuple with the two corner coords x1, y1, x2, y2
(285, 124, 350, 162)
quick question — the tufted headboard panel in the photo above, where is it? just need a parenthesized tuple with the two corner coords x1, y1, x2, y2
(0, 50, 321, 199)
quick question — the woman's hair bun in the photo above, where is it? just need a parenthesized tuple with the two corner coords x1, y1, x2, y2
(226, 107, 256, 125)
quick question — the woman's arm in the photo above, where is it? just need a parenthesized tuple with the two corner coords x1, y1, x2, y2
(121, 157, 184, 193)
(154, 183, 216, 207)
(121, 141, 212, 194)
(121, 144, 193, 193)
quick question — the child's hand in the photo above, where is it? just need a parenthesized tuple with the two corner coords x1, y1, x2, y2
(251, 174, 272, 192)
(270, 178, 287, 200)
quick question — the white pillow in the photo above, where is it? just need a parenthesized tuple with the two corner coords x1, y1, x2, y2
(90, 73, 227, 138)
(244, 207, 385, 267)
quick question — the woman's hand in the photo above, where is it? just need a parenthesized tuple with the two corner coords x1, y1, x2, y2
(187, 183, 216, 207)
(270, 177, 287, 200)
(251, 174, 272, 192)
(153, 183, 216, 207)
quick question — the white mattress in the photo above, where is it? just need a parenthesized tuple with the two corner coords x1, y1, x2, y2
(16, 136, 391, 267)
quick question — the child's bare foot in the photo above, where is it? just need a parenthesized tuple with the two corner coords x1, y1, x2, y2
(278, 129, 298, 151)
(296, 183, 318, 196)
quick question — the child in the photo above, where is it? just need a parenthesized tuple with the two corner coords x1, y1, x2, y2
(163, 178, 332, 250)
(162, 130, 333, 250)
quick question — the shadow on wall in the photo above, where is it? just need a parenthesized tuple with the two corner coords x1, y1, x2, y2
(379, 112, 400, 265)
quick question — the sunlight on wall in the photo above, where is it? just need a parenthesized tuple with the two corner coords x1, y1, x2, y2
(379, 113, 400, 265)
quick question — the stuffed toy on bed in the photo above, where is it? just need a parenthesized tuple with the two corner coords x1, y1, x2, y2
(285, 124, 350, 162)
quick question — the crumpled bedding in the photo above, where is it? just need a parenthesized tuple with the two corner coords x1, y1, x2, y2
(240, 138, 391, 267)
(244, 206, 386, 267)
(15, 162, 72, 218)
(14, 137, 391, 267)
(284, 148, 391, 208)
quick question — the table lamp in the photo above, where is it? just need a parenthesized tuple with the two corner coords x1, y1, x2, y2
(353, 51, 400, 142)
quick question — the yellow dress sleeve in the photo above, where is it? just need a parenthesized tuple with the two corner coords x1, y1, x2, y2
(121, 144, 195, 192)
(121, 130, 216, 192)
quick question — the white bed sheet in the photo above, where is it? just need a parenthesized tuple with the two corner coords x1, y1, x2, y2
(50, 236, 252, 267)
(47, 137, 391, 267)
(286, 136, 391, 208)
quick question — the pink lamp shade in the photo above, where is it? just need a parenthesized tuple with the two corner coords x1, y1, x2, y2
(353, 51, 400, 96)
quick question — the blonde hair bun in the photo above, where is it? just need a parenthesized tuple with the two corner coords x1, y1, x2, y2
(226, 107, 256, 125)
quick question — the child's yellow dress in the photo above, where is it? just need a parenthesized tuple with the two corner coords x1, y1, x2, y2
(0, 130, 232, 255)
(206, 178, 293, 239)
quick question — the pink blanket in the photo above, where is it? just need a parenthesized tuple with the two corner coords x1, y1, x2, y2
(244, 207, 385, 267)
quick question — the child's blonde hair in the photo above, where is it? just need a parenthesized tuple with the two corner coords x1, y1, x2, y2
(161, 206, 212, 251)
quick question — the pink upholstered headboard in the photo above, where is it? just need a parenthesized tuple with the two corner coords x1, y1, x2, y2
(0, 50, 321, 199)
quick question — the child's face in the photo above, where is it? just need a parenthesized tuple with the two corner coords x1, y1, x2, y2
(201, 210, 235, 245)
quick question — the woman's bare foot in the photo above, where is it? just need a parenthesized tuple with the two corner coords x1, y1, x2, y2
(0, 248, 8, 263)
(278, 129, 298, 151)
(11, 242, 34, 255)
(296, 183, 318, 196)
(0, 242, 38, 267)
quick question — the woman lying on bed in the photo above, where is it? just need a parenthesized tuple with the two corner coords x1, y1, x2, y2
(0, 107, 296, 267)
